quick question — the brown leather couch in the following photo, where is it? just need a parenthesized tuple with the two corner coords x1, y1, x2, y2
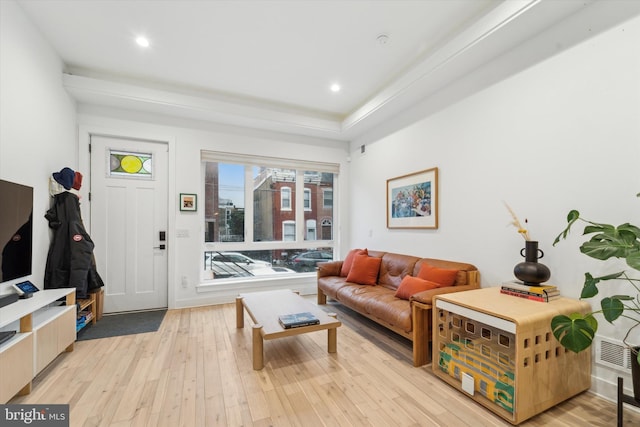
(317, 250, 479, 366)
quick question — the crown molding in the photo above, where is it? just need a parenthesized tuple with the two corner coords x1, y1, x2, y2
(63, 74, 345, 140)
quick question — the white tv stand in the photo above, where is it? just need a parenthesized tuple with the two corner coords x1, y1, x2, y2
(0, 288, 76, 403)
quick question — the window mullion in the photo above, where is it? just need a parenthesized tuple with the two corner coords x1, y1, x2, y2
(244, 165, 254, 243)
(295, 169, 305, 242)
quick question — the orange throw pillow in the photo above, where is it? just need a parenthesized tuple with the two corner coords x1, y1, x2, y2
(395, 276, 439, 300)
(417, 263, 459, 287)
(345, 254, 381, 286)
(340, 248, 368, 277)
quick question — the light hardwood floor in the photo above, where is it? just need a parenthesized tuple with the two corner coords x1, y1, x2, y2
(10, 299, 640, 426)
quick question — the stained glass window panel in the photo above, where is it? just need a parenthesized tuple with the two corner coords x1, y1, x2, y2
(110, 150, 152, 177)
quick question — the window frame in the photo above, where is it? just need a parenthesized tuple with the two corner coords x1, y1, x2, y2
(303, 188, 312, 211)
(281, 186, 292, 211)
(323, 188, 333, 209)
(201, 151, 339, 262)
(283, 220, 296, 241)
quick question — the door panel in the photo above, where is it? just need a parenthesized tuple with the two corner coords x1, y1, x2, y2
(90, 136, 168, 313)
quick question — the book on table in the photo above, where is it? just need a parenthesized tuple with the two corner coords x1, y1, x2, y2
(500, 288, 560, 302)
(501, 280, 560, 296)
(278, 312, 320, 329)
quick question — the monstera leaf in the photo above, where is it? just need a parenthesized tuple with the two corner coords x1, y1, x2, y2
(551, 313, 598, 353)
(580, 272, 625, 299)
(579, 224, 640, 261)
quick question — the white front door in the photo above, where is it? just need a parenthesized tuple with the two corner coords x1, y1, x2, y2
(90, 135, 168, 313)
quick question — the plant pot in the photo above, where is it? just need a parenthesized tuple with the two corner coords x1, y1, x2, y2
(514, 240, 551, 285)
(632, 346, 640, 402)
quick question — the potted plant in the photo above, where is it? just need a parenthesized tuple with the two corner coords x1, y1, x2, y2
(551, 194, 640, 397)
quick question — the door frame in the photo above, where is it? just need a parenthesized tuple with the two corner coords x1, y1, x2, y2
(78, 124, 176, 309)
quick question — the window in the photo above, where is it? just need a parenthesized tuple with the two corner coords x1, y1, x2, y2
(281, 187, 292, 211)
(304, 189, 311, 211)
(323, 189, 333, 209)
(109, 150, 152, 177)
(283, 221, 295, 241)
(204, 162, 244, 243)
(202, 153, 338, 281)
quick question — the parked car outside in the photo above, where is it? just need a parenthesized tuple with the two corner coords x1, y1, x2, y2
(288, 251, 333, 272)
(205, 252, 272, 277)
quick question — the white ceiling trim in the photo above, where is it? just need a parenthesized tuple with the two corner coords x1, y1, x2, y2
(342, 0, 543, 132)
(63, 0, 605, 142)
(63, 74, 344, 139)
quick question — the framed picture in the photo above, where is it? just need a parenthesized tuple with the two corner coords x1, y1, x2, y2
(180, 193, 197, 212)
(387, 167, 438, 229)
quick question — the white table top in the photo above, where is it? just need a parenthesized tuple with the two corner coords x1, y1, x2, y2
(0, 288, 75, 329)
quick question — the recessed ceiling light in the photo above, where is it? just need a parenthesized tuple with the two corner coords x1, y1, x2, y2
(135, 36, 150, 48)
(330, 83, 341, 93)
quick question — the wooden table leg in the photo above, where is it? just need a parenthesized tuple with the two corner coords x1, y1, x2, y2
(17, 382, 32, 396)
(252, 324, 264, 370)
(327, 312, 337, 353)
(236, 296, 244, 328)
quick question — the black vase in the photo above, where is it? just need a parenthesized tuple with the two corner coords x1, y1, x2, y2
(514, 241, 551, 285)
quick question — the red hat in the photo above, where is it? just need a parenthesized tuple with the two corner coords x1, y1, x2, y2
(72, 172, 83, 190)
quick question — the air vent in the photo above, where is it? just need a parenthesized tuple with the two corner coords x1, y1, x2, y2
(595, 336, 632, 372)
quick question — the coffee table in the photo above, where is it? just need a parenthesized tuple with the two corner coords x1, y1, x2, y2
(236, 289, 341, 370)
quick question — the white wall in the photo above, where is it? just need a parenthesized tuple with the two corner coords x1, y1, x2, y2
(75, 107, 350, 309)
(0, 1, 77, 292)
(4, 0, 638, 403)
(350, 14, 640, 401)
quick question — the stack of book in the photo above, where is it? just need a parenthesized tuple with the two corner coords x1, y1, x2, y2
(278, 312, 320, 329)
(500, 281, 560, 302)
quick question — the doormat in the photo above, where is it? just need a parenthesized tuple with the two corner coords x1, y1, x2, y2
(76, 309, 167, 341)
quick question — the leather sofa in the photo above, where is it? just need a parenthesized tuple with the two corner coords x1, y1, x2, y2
(317, 250, 479, 367)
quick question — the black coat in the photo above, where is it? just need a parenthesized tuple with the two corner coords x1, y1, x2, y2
(44, 191, 103, 298)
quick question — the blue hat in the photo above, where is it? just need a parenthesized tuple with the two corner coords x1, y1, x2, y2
(53, 167, 75, 190)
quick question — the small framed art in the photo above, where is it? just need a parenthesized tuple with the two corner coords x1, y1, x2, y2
(387, 167, 438, 229)
(180, 193, 197, 212)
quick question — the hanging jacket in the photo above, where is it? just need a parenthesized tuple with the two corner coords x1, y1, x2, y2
(44, 191, 104, 298)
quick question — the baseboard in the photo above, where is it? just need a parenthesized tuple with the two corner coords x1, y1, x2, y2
(176, 282, 317, 309)
(590, 375, 640, 415)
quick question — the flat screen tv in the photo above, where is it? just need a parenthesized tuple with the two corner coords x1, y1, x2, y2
(0, 179, 33, 283)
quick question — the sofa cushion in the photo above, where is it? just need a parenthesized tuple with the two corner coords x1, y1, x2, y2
(346, 254, 381, 286)
(335, 285, 412, 332)
(377, 252, 420, 289)
(417, 263, 459, 287)
(317, 276, 350, 300)
(364, 290, 412, 332)
(395, 276, 439, 300)
(340, 248, 368, 277)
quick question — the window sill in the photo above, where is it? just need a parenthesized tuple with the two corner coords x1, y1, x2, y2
(196, 272, 316, 294)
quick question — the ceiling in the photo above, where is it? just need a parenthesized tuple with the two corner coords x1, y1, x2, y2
(15, 0, 630, 140)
